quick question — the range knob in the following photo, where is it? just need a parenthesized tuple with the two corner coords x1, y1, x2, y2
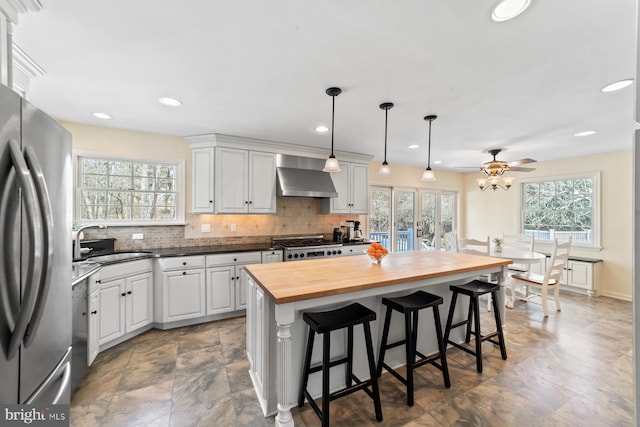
(337, 250, 342, 255)
(287, 254, 293, 259)
(294, 253, 299, 259)
(300, 253, 305, 258)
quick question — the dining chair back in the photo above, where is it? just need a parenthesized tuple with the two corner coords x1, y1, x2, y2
(457, 236, 490, 256)
(510, 238, 571, 317)
(502, 233, 535, 273)
(443, 232, 458, 252)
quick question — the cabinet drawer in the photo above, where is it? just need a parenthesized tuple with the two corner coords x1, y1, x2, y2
(100, 259, 153, 282)
(206, 252, 261, 267)
(158, 256, 206, 271)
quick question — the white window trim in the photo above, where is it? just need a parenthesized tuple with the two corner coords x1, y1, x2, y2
(516, 171, 601, 251)
(73, 150, 186, 226)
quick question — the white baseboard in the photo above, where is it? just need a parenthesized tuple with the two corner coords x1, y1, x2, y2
(600, 290, 632, 301)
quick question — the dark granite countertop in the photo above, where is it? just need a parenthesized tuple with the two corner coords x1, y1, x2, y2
(151, 243, 281, 257)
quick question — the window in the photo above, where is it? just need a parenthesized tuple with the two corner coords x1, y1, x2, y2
(76, 155, 184, 224)
(519, 173, 600, 248)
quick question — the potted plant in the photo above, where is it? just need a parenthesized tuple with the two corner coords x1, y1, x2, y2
(492, 237, 503, 252)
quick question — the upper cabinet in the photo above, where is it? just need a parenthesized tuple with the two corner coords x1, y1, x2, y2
(191, 147, 215, 213)
(215, 148, 276, 214)
(321, 162, 369, 214)
(187, 134, 373, 216)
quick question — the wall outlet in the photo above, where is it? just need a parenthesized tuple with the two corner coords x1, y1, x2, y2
(230, 224, 237, 232)
(201, 224, 211, 233)
(132, 233, 144, 240)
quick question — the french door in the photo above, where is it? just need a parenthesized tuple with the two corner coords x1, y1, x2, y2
(369, 186, 457, 252)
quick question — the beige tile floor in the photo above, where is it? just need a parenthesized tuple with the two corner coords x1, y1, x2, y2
(71, 291, 634, 426)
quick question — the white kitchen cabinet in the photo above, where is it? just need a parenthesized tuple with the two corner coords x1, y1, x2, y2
(191, 146, 215, 213)
(341, 243, 370, 256)
(97, 259, 153, 347)
(321, 162, 368, 214)
(162, 269, 206, 322)
(205, 251, 261, 315)
(562, 259, 601, 296)
(247, 279, 269, 412)
(215, 148, 276, 214)
(87, 270, 101, 366)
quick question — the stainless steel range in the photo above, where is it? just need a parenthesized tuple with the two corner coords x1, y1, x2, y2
(273, 235, 344, 261)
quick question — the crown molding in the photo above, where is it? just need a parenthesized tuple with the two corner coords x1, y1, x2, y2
(0, 0, 42, 23)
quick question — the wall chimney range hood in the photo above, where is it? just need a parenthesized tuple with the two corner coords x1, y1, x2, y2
(276, 154, 338, 198)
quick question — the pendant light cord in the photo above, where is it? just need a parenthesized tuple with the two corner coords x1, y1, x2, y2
(427, 118, 432, 168)
(383, 108, 388, 163)
(330, 94, 336, 157)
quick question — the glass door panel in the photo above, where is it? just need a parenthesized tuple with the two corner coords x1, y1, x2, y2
(369, 187, 391, 250)
(420, 192, 437, 250)
(395, 191, 415, 252)
(440, 193, 455, 248)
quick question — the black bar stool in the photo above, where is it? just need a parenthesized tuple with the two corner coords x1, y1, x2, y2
(443, 280, 507, 373)
(298, 302, 383, 427)
(376, 290, 451, 406)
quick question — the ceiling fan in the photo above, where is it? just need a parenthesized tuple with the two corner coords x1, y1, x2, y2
(478, 148, 536, 177)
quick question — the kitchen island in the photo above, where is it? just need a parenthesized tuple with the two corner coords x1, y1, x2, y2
(244, 250, 511, 427)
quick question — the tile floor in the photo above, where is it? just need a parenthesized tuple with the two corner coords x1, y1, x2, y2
(70, 291, 634, 426)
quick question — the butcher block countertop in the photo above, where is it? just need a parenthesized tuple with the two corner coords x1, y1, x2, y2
(244, 250, 512, 304)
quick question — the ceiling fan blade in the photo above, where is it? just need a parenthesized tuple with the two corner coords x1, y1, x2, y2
(508, 166, 536, 172)
(508, 158, 537, 166)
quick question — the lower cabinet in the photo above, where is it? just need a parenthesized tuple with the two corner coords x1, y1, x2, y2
(97, 260, 153, 347)
(205, 252, 261, 315)
(156, 256, 206, 323)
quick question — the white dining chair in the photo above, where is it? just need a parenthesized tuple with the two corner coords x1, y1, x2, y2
(509, 238, 571, 317)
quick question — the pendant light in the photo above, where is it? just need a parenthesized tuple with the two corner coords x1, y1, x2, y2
(322, 87, 342, 172)
(420, 114, 437, 181)
(378, 102, 394, 176)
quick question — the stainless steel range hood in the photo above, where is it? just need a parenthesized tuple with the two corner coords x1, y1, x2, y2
(276, 154, 338, 198)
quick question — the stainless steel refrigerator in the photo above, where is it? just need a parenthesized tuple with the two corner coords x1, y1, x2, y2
(0, 83, 72, 404)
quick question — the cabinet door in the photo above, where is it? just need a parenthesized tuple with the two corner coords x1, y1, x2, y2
(163, 269, 206, 322)
(216, 147, 249, 213)
(248, 151, 276, 213)
(192, 147, 215, 213)
(98, 279, 125, 345)
(567, 261, 592, 290)
(327, 167, 350, 214)
(349, 163, 369, 213)
(88, 290, 100, 366)
(206, 266, 235, 315)
(261, 251, 282, 263)
(126, 271, 153, 332)
(236, 265, 255, 309)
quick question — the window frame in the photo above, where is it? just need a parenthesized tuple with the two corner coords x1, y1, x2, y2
(517, 172, 601, 250)
(73, 151, 186, 226)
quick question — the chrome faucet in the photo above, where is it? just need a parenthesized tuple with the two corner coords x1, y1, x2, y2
(74, 224, 107, 259)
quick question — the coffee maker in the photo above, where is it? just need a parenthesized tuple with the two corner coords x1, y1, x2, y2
(353, 220, 363, 241)
(344, 221, 356, 241)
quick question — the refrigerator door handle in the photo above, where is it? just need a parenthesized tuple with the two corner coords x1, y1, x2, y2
(6, 140, 44, 360)
(22, 146, 54, 347)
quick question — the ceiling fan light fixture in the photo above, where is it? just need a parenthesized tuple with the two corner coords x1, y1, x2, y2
(601, 78, 634, 93)
(378, 102, 394, 176)
(491, 0, 531, 22)
(421, 114, 438, 182)
(322, 87, 342, 173)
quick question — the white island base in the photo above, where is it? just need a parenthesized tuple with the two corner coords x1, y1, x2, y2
(244, 251, 510, 427)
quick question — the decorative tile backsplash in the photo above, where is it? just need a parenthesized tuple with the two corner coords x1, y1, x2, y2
(81, 197, 359, 250)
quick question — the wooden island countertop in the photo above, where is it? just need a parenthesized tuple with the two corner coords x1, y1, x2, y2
(245, 250, 512, 304)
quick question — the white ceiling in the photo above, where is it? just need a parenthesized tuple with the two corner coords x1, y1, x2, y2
(11, 0, 638, 173)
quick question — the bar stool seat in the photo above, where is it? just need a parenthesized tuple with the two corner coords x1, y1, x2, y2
(376, 290, 451, 407)
(298, 302, 382, 426)
(443, 280, 507, 373)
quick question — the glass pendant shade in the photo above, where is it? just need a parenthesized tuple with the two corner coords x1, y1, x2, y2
(323, 155, 341, 173)
(378, 161, 391, 176)
(421, 167, 436, 181)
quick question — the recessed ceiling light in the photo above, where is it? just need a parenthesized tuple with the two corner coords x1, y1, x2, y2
(158, 97, 182, 107)
(491, 0, 531, 22)
(574, 130, 597, 137)
(315, 125, 329, 133)
(408, 144, 420, 149)
(92, 112, 112, 120)
(601, 79, 634, 93)
(433, 160, 443, 164)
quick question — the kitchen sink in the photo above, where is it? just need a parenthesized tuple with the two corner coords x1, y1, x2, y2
(87, 251, 153, 264)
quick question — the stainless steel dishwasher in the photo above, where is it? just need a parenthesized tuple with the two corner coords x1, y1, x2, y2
(71, 279, 88, 395)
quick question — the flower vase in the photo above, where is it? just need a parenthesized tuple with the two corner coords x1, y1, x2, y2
(495, 245, 502, 253)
